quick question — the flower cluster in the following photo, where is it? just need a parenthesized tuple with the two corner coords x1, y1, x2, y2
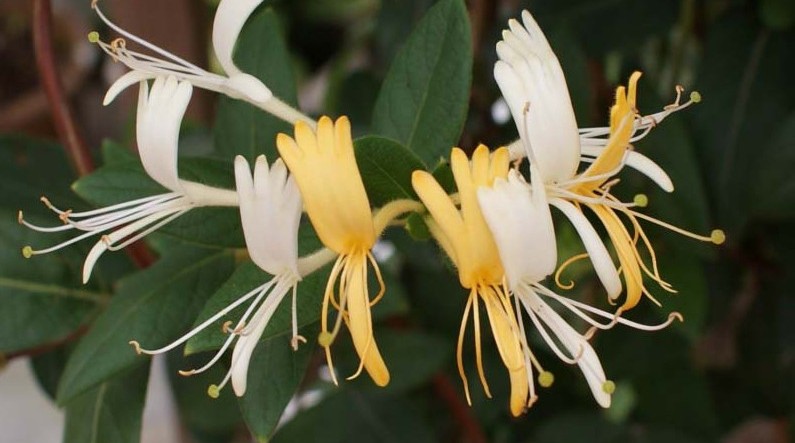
(20, 3, 724, 416)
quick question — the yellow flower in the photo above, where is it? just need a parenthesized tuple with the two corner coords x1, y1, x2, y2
(276, 116, 388, 387)
(412, 145, 530, 417)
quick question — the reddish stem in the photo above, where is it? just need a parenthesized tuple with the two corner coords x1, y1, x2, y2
(32, 0, 95, 176)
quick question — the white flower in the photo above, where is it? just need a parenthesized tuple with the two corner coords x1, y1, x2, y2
(477, 172, 683, 408)
(89, 0, 312, 126)
(19, 76, 238, 283)
(493, 10, 722, 311)
(129, 155, 304, 398)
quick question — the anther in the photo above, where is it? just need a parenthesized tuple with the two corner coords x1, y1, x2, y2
(207, 384, 220, 399)
(633, 194, 648, 208)
(87, 31, 100, 43)
(91, 0, 99, 9)
(21, 246, 33, 259)
(290, 335, 307, 351)
(40, 196, 53, 208)
(690, 91, 702, 103)
(602, 380, 616, 394)
(17, 211, 24, 224)
(221, 320, 234, 334)
(59, 210, 72, 224)
(317, 331, 334, 347)
(178, 370, 195, 377)
(538, 371, 555, 388)
(710, 229, 725, 245)
(128, 340, 142, 355)
(101, 235, 111, 246)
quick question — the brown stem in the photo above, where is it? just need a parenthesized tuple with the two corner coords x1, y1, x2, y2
(32, 0, 94, 176)
(432, 374, 488, 443)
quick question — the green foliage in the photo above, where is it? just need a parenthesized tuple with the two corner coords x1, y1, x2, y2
(354, 136, 424, 206)
(214, 8, 298, 163)
(63, 363, 150, 443)
(57, 247, 234, 404)
(371, 0, 472, 165)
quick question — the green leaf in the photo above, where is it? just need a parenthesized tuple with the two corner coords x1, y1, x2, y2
(692, 12, 795, 232)
(652, 253, 708, 342)
(336, 329, 450, 394)
(214, 8, 298, 163)
(532, 412, 624, 443)
(0, 134, 86, 214)
(239, 323, 319, 440)
(73, 157, 244, 248)
(354, 136, 424, 207)
(371, 0, 472, 165)
(185, 261, 330, 354)
(57, 247, 234, 404)
(63, 362, 150, 443)
(30, 345, 72, 401)
(749, 112, 795, 219)
(167, 349, 242, 442)
(100, 140, 136, 165)
(271, 391, 436, 443)
(0, 213, 102, 353)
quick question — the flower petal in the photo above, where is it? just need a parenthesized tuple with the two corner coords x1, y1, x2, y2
(136, 76, 193, 192)
(494, 10, 580, 183)
(549, 198, 622, 298)
(478, 170, 556, 288)
(581, 146, 674, 192)
(212, 0, 263, 77)
(104, 70, 154, 106)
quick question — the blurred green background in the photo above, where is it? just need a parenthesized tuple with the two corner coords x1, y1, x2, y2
(1, 0, 793, 442)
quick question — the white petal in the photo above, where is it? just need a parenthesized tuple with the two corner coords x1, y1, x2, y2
(136, 76, 193, 192)
(549, 198, 622, 298)
(82, 240, 109, 284)
(212, 0, 263, 77)
(235, 156, 301, 276)
(104, 70, 154, 105)
(520, 288, 611, 407)
(581, 146, 674, 192)
(494, 11, 580, 183)
(478, 170, 556, 288)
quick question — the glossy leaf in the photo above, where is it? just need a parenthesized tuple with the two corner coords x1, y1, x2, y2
(354, 136, 424, 207)
(239, 324, 319, 440)
(63, 363, 150, 443)
(371, 0, 472, 165)
(214, 8, 299, 163)
(57, 247, 234, 404)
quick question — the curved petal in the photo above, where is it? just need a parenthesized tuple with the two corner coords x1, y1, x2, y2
(235, 156, 301, 276)
(519, 288, 611, 407)
(136, 76, 193, 192)
(549, 198, 622, 298)
(494, 10, 580, 182)
(104, 70, 154, 106)
(581, 146, 674, 192)
(212, 0, 264, 77)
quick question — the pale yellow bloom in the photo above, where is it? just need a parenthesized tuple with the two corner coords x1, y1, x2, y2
(276, 116, 388, 387)
(412, 145, 530, 417)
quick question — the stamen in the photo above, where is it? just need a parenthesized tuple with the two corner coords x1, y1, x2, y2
(554, 253, 589, 290)
(207, 384, 220, 399)
(602, 380, 616, 394)
(471, 288, 492, 398)
(88, 31, 99, 43)
(456, 295, 475, 405)
(633, 194, 648, 208)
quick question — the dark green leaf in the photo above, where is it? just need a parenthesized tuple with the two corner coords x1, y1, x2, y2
(354, 136, 425, 207)
(185, 261, 329, 354)
(214, 8, 299, 163)
(0, 213, 101, 353)
(63, 363, 150, 443)
(239, 324, 319, 440)
(30, 345, 72, 401)
(167, 349, 242, 442)
(371, 0, 472, 165)
(57, 247, 234, 404)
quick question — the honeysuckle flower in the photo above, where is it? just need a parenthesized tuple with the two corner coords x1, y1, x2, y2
(493, 11, 724, 312)
(477, 169, 682, 408)
(276, 116, 422, 387)
(19, 76, 238, 282)
(89, 0, 312, 126)
(129, 155, 302, 398)
(412, 145, 531, 417)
